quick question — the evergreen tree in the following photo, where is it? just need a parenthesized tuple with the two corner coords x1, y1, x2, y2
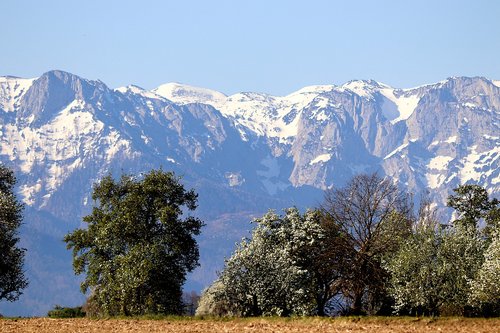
(0, 165, 28, 302)
(64, 170, 203, 316)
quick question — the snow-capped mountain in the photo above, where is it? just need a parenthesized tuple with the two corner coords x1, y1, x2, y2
(0, 70, 499, 316)
(155, 76, 500, 195)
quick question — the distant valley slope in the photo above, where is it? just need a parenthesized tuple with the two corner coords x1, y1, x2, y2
(0, 71, 499, 315)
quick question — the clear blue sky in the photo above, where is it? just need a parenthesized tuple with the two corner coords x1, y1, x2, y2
(2, 0, 499, 95)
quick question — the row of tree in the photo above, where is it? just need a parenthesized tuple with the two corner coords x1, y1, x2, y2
(1, 166, 498, 317)
(196, 174, 500, 317)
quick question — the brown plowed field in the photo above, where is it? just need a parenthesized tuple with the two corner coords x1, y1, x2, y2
(1, 317, 499, 333)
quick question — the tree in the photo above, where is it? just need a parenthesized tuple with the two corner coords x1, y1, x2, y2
(386, 187, 497, 316)
(182, 290, 200, 316)
(200, 208, 323, 317)
(386, 223, 485, 316)
(320, 173, 413, 315)
(64, 169, 203, 316)
(196, 279, 230, 316)
(447, 184, 498, 230)
(484, 203, 500, 241)
(0, 164, 28, 302)
(469, 229, 500, 314)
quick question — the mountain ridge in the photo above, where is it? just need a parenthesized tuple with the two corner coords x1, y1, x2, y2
(0, 70, 499, 316)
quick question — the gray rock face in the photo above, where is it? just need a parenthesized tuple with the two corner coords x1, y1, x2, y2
(0, 71, 498, 316)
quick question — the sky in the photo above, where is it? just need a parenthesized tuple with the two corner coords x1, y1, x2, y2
(1, 0, 500, 96)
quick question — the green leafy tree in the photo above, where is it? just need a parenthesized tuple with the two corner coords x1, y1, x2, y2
(64, 170, 203, 316)
(0, 164, 28, 302)
(200, 208, 323, 317)
(484, 204, 500, 241)
(447, 184, 498, 230)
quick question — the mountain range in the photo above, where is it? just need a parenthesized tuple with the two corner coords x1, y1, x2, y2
(0, 70, 499, 316)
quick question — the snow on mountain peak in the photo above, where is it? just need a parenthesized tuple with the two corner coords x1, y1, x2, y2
(152, 82, 227, 108)
(286, 85, 335, 97)
(115, 85, 163, 100)
(219, 86, 344, 142)
(342, 80, 391, 98)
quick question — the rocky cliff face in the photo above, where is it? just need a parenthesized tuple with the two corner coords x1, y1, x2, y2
(0, 71, 498, 315)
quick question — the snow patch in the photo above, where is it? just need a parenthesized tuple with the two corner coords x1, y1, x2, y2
(445, 136, 457, 144)
(315, 110, 328, 122)
(463, 102, 476, 109)
(19, 181, 42, 205)
(315, 97, 329, 109)
(428, 155, 454, 171)
(257, 155, 280, 178)
(257, 155, 289, 195)
(384, 143, 409, 160)
(225, 172, 245, 187)
(219, 90, 306, 143)
(310, 153, 332, 165)
(459, 145, 500, 184)
(429, 140, 440, 146)
(379, 89, 420, 124)
(483, 134, 499, 140)
(492, 80, 500, 88)
(426, 173, 447, 189)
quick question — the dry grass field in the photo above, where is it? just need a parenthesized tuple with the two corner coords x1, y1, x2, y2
(1, 317, 499, 333)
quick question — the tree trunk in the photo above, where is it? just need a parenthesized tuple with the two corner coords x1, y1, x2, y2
(351, 293, 364, 315)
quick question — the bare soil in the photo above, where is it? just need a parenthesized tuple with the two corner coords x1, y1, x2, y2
(1, 317, 499, 333)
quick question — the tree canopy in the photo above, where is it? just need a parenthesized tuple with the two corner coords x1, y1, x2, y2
(0, 164, 27, 302)
(64, 169, 203, 316)
(447, 184, 498, 230)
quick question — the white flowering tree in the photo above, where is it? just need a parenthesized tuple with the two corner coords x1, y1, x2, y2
(198, 208, 325, 316)
(469, 229, 500, 308)
(385, 219, 486, 315)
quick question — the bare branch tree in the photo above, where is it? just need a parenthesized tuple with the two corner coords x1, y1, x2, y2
(320, 173, 413, 315)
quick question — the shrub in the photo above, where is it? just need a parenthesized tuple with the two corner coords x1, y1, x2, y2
(47, 305, 86, 318)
